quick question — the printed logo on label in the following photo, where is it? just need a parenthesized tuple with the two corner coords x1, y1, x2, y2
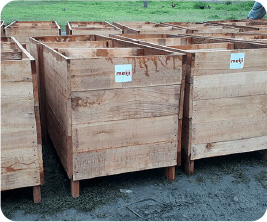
(230, 53, 245, 69)
(115, 64, 132, 82)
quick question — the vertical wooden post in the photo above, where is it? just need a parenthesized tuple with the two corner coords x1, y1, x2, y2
(71, 179, 80, 198)
(165, 166, 175, 181)
(33, 185, 41, 204)
(185, 156, 194, 175)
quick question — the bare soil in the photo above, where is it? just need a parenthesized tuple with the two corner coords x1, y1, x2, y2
(1, 137, 266, 221)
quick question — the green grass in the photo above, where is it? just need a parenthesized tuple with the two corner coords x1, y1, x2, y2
(1, 1, 259, 32)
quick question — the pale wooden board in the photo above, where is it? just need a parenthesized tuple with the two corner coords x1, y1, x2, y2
(192, 116, 267, 145)
(73, 115, 178, 153)
(43, 46, 69, 97)
(140, 38, 187, 46)
(1, 147, 40, 174)
(1, 129, 38, 151)
(46, 103, 72, 178)
(45, 41, 112, 49)
(1, 60, 32, 82)
(72, 29, 122, 36)
(192, 95, 267, 124)
(58, 48, 144, 58)
(73, 142, 177, 180)
(45, 75, 70, 134)
(1, 169, 41, 191)
(1, 81, 34, 100)
(191, 136, 267, 160)
(71, 85, 180, 125)
(70, 55, 183, 91)
(193, 71, 267, 100)
(192, 49, 267, 77)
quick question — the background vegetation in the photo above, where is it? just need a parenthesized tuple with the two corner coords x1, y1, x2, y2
(1, 1, 260, 32)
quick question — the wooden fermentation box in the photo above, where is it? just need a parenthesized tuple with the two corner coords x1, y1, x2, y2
(4, 21, 61, 47)
(1, 37, 43, 203)
(29, 35, 186, 197)
(110, 33, 267, 174)
(66, 21, 122, 35)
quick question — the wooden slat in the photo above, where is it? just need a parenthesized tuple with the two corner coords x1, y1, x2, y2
(58, 48, 144, 58)
(192, 116, 267, 144)
(73, 115, 178, 153)
(45, 41, 112, 49)
(193, 71, 267, 100)
(70, 55, 183, 91)
(73, 141, 177, 180)
(193, 95, 267, 123)
(191, 136, 267, 160)
(71, 85, 180, 125)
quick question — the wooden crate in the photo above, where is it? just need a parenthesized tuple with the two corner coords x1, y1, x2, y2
(4, 21, 61, 45)
(113, 21, 188, 34)
(29, 35, 186, 197)
(1, 21, 5, 37)
(66, 21, 122, 35)
(1, 37, 43, 203)
(110, 34, 267, 174)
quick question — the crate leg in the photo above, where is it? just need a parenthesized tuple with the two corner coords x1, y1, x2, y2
(263, 150, 267, 160)
(165, 166, 175, 181)
(33, 185, 41, 204)
(71, 179, 79, 198)
(185, 157, 194, 175)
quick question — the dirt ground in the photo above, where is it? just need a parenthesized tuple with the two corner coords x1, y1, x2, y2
(1, 137, 267, 221)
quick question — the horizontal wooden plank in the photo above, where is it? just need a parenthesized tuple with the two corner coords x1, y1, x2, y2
(72, 29, 122, 36)
(58, 48, 144, 58)
(45, 41, 112, 49)
(1, 169, 41, 191)
(1, 147, 40, 174)
(1, 51, 22, 60)
(192, 116, 267, 144)
(140, 38, 187, 46)
(192, 49, 267, 77)
(72, 85, 180, 125)
(1, 129, 38, 151)
(170, 43, 234, 50)
(73, 115, 178, 153)
(73, 142, 177, 180)
(1, 81, 34, 100)
(1, 60, 32, 82)
(191, 136, 267, 160)
(70, 55, 183, 91)
(193, 70, 267, 100)
(193, 95, 267, 123)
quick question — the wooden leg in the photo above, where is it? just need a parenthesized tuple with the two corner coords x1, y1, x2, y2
(165, 166, 175, 181)
(33, 185, 41, 204)
(71, 179, 79, 198)
(185, 157, 194, 175)
(263, 150, 267, 160)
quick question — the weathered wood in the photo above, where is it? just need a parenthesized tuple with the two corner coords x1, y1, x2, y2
(1, 37, 43, 202)
(1, 50, 22, 60)
(165, 166, 175, 181)
(33, 185, 41, 204)
(71, 179, 79, 198)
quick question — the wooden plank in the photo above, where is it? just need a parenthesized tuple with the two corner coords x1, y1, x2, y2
(45, 41, 112, 49)
(72, 29, 122, 36)
(140, 38, 188, 46)
(192, 49, 267, 77)
(73, 141, 177, 180)
(1, 169, 41, 191)
(170, 43, 234, 50)
(165, 166, 175, 181)
(73, 115, 178, 153)
(1, 147, 40, 174)
(191, 136, 267, 160)
(71, 85, 180, 125)
(70, 55, 183, 91)
(1, 51, 22, 60)
(192, 116, 267, 145)
(33, 185, 41, 203)
(46, 103, 72, 178)
(193, 71, 267, 100)
(192, 95, 267, 123)
(58, 48, 144, 58)
(1, 130, 38, 151)
(70, 179, 79, 198)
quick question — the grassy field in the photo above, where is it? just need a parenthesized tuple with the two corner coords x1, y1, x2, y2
(1, 1, 258, 32)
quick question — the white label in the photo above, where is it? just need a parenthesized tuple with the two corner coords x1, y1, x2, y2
(230, 53, 245, 69)
(115, 64, 132, 82)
